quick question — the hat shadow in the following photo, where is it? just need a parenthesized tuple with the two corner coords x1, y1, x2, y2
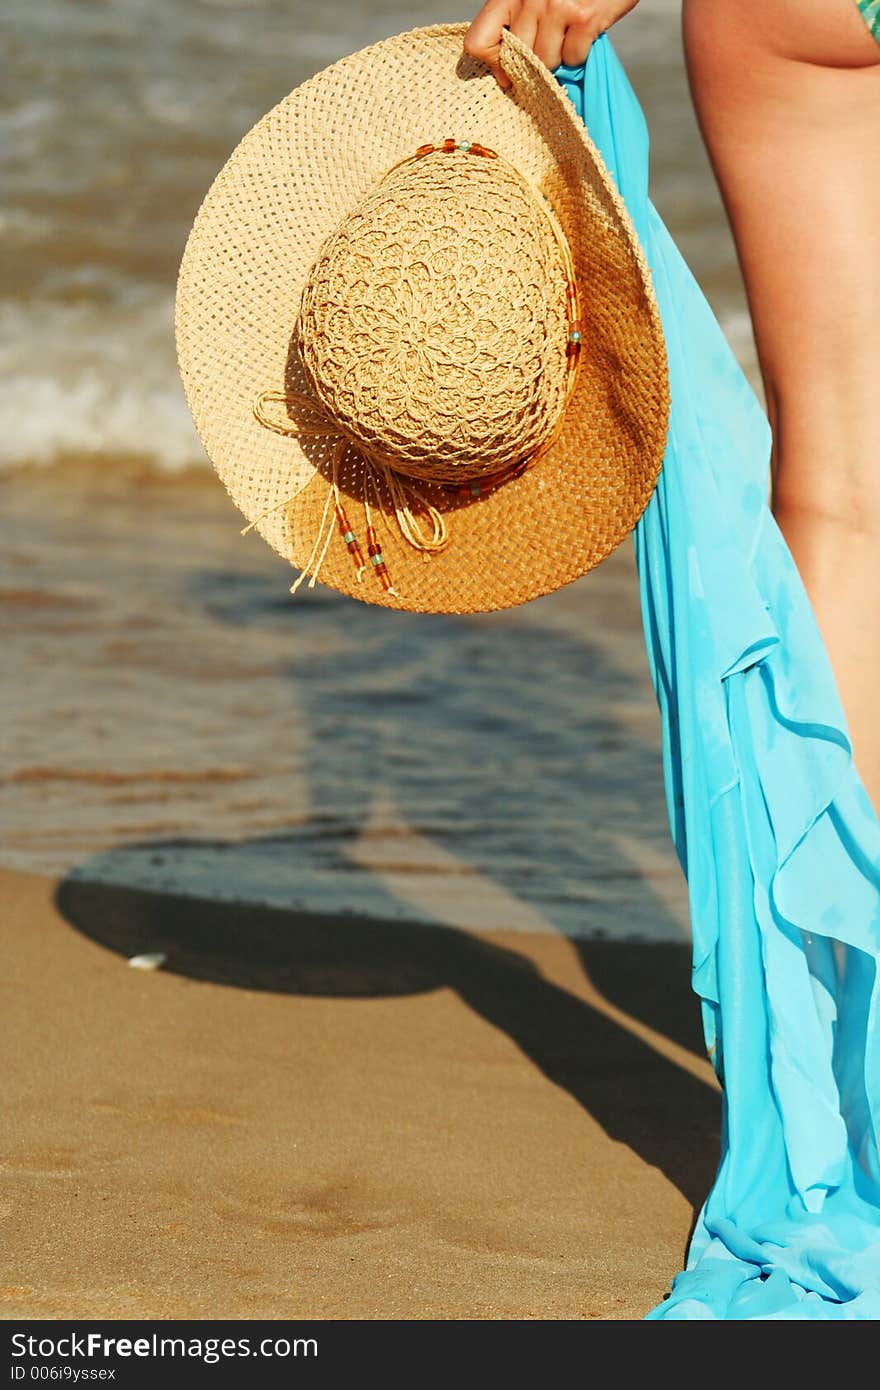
(56, 561, 720, 1217)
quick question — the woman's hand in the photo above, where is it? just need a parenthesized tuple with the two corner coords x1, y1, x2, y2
(464, 0, 640, 89)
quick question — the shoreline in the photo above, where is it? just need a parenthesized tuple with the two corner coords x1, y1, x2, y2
(2, 466, 689, 947)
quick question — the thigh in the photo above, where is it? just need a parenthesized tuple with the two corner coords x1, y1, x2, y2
(681, 0, 880, 511)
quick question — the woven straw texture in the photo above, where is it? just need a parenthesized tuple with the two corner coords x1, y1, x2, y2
(175, 23, 670, 614)
(297, 150, 572, 483)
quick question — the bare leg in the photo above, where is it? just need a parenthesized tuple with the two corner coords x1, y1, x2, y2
(681, 0, 880, 814)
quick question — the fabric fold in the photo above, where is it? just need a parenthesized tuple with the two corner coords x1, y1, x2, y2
(553, 36, 880, 1319)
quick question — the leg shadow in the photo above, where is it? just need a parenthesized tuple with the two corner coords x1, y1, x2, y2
(57, 859, 720, 1210)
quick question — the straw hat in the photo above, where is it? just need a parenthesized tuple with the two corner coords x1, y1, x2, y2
(175, 22, 669, 614)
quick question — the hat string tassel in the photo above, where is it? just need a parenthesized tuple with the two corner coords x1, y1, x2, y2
(289, 453, 336, 594)
(240, 389, 341, 538)
(375, 462, 448, 556)
(251, 389, 454, 599)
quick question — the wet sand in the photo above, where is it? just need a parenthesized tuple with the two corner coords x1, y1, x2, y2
(1, 867, 719, 1321)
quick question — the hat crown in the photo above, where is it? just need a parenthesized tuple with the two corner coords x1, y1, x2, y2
(296, 149, 572, 484)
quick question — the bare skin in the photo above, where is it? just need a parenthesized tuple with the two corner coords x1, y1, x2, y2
(466, 0, 880, 818)
(463, 0, 640, 86)
(680, 0, 880, 816)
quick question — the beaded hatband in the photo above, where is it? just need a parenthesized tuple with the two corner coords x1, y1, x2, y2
(251, 139, 583, 599)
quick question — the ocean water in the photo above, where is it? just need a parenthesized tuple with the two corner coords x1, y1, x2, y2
(2, 1, 756, 942)
(1, 0, 758, 474)
(2, 468, 692, 940)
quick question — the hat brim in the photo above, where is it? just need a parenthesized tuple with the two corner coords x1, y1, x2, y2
(175, 23, 670, 614)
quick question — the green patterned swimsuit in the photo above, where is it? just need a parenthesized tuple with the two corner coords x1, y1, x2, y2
(857, 0, 880, 42)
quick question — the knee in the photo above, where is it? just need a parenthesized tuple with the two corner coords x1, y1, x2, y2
(772, 481, 880, 538)
(768, 391, 880, 532)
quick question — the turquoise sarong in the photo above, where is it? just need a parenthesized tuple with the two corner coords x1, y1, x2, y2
(856, 0, 880, 45)
(553, 36, 880, 1319)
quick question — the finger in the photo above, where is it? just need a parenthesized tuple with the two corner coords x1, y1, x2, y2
(463, 0, 516, 88)
(560, 20, 600, 66)
(508, 0, 540, 53)
(531, 10, 569, 70)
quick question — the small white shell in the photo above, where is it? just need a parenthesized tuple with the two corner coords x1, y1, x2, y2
(127, 952, 167, 971)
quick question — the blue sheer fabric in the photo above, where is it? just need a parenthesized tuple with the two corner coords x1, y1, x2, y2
(552, 35, 880, 1319)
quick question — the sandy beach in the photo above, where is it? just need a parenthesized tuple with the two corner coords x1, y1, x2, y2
(2, 866, 719, 1321)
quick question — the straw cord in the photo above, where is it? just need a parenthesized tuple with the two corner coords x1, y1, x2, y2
(252, 387, 449, 547)
(365, 459, 398, 595)
(288, 447, 337, 594)
(251, 387, 449, 593)
(377, 461, 447, 554)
